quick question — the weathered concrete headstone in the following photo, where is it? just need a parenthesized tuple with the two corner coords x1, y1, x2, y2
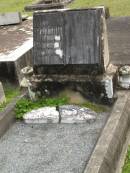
(0, 82, 6, 104)
(0, 12, 22, 26)
(33, 8, 109, 75)
(30, 7, 115, 103)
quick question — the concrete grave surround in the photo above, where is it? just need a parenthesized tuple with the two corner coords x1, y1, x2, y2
(23, 105, 97, 124)
(0, 12, 22, 26)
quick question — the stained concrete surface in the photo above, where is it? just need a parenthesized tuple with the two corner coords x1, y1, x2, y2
(0, 19, 32, 55)
(0, 112, 109, 173)
(107, 17, 130, 65)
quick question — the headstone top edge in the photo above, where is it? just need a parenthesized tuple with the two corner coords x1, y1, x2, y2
(33, 6, 105, 14)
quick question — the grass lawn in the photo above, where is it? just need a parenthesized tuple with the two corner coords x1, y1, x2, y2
(0, 0, 36, 14)
(122, 146, 130, 173)
(69, 0, 130, 16)
(0, 0, 130, 16)
(0, 82, 20, 112)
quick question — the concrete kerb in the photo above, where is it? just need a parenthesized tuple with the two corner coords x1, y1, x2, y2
(0, 38, 33, 84)
(0, 94, 25, 138)
(84, 91, 130, 173)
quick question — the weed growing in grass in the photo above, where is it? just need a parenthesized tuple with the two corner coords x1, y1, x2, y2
(122, 146, 130, 173)
(0, 82, 20, 112)
(81, 101, 107, 113)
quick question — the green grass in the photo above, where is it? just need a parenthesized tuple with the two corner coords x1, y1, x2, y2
(0, 82, 20, 112)
(69, 0, 130, 16)
(15, 97, 69, 119)
(0, 0, 130, 16)
(0, 0, 35, 14)
(122, 146, 130, 173)
(81, 101, 107, 113)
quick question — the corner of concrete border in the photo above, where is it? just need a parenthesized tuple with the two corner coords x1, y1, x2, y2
(0, 94, 26, 138)
(84, 91, 130, 173)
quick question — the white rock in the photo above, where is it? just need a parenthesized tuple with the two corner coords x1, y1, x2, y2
(24, 107, 59, 124)
(59, 105, 97, 124)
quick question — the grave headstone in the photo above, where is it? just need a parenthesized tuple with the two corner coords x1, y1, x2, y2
(30, 7, 115, 103)
(33, 8, 109, 75)
(0, 82, 6, 104)
(0, 12, 22, 26)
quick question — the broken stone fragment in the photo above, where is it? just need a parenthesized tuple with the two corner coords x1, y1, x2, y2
(118, 66, 130, 89)
(119, 65, 130, 75)
(59, 105, 97, 124)
(23, 105, 97, 124)
(20, 77, 30, 88)
(24, 107, 59, 124)
(21, 66, 33, 77)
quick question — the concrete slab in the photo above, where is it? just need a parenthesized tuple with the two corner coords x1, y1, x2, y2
(0, 19, 33, 84)
(0, 112, 109, 173)
(0, 38, 33, 62)
(0, 12, 22, 26)
(0, 19, 32, 55)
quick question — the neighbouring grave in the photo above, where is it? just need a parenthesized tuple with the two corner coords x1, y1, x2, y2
(0, 82, 6, 104)
(25, 0, 72, 11)
(0, 38, 33, 84)
(0, 12, 22, 26)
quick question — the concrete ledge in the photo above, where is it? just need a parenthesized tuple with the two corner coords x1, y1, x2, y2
(0, 38, 33, 84)
(0, 95, 24, 138)
(84, 91, 130, 173)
